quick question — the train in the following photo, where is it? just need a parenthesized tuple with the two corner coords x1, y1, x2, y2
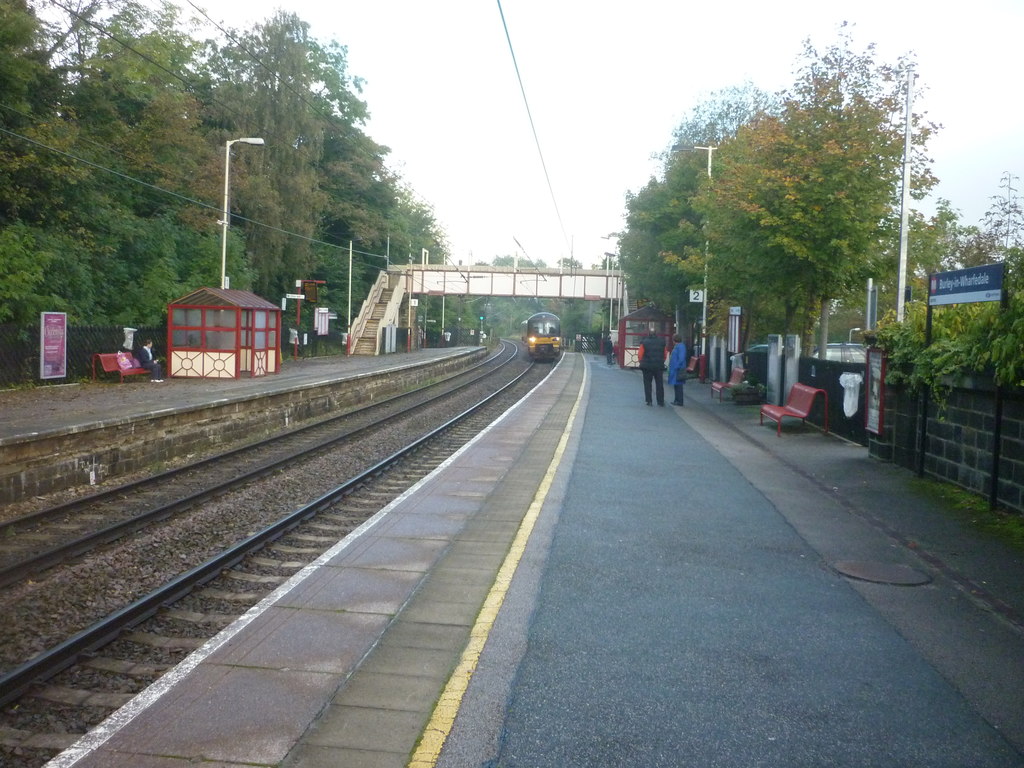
(522, 312, 562, 362)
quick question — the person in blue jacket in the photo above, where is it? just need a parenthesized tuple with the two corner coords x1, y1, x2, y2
(667, 334, 688, 406)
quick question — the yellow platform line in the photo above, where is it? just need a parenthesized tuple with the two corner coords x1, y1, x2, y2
(407, 361, 588, 768)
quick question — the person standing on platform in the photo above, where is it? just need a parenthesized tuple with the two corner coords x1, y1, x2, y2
(668, 334, 688, 406)
(605, 333, 615, 365)
(638, 327, 667, 406)
(137, 339, 164, 382)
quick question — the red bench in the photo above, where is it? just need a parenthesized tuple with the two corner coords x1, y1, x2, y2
(759, 383, 829, 436)
(710, 367, 746, 401)
(92, 352, 149, 383)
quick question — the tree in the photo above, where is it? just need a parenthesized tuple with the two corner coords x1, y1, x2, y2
(706, 28, 937, 351)
(620, 83, 772, 345)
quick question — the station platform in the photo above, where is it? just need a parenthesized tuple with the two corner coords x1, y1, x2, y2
(0, 347, 474, 443)
(26, 353, 1024, 767)
(0, 347, 485, 505)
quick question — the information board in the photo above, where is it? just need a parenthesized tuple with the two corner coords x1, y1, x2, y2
(928, 263, 1004, 306)
(39, 311, 67, 380)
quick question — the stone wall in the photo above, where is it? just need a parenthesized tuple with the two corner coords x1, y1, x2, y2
(869, 374, 1024, 513)
(0, 349, 486, 505)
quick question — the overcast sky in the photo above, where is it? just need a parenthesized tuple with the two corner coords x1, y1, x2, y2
(177, 0, 1024, 268)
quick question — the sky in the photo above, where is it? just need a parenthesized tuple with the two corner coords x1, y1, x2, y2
(174, 0, 1024, 269)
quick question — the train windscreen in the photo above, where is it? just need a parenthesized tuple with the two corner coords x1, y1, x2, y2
(531, 318, 558, 335)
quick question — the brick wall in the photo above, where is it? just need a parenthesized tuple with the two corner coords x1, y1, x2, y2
(869, 374, 1024, 513)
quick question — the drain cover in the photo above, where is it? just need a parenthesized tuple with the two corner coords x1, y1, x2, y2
(833, 560, 931, 586)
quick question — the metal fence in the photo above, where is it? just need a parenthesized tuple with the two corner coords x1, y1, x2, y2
(0, 324, 357, 389)
(0, 324, 166, 388)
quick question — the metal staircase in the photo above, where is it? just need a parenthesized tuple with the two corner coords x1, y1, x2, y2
(348, 270, 406, 355)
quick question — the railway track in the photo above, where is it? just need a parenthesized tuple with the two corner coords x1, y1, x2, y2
(0, 341, 518, 588)
(0, 342, 549, 768)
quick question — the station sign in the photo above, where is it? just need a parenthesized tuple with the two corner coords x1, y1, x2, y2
(928, 263, 1004, 306)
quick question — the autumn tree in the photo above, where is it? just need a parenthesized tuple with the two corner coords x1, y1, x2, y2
(706, 28, 937, 351)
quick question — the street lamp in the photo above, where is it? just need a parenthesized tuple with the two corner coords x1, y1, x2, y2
(672, 143, 716, 356)
(849, 327, 862, 343)
(220, 137, 264, 289)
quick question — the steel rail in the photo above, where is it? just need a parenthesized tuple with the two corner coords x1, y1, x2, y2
(0, 342, 518, 589)
(0, 348, 534, 706)
(0, 344, 506, 539)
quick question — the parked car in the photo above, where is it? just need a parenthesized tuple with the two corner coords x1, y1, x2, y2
(747, 342, 865, 363)
(817, 343, 866, 363)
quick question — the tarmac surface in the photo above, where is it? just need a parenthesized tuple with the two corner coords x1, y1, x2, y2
(439, 357, 1024, 767)
(5, 349, 1024, 767)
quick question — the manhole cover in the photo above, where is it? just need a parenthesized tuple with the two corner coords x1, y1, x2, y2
(833, 560, 931, 586)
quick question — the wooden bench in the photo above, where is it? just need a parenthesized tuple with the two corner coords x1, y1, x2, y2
(759, 383, 829, 436)
(91, 352, 149, 383)
(710, 367, 746, 401)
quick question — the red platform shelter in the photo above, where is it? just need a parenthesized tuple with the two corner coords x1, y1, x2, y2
(617, 305, 675, 368)
(167, 287, 281, 379)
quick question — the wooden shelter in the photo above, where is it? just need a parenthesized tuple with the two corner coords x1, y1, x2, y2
(617, 305, 675, 368)
(167, 287, 281, 378)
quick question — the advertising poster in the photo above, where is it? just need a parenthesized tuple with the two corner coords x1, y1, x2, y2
(865, 347, 885, 435)
(40, 311, 68, 379)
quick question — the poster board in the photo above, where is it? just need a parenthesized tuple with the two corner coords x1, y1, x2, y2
(865, 347, 886, 435)
(40, 312, 67, 380)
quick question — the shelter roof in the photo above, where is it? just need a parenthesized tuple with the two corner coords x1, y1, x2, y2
(621, 304, 672, 321)
(171, 287, 279, 310)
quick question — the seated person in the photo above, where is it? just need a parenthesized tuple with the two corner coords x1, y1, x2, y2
(137, 339, 164, 382)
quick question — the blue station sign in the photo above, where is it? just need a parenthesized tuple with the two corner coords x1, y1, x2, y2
(928, 263, 1004, 306)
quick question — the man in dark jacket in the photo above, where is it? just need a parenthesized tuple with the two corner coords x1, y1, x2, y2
(638, 328, 666, 406)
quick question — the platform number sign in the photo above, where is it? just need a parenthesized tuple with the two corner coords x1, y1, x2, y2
(689, 289, 704, 303)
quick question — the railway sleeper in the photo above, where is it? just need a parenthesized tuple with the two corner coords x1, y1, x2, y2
(160, 608, 236, 626)
(0, 725, 79, 750)
(249, 555, 306, 569)
(123, 632, 205, 651)
(29, 684, 133, 709)
(222, 570, 287, 585)
(266, 543, 321, 556)
(80, 657, 170, 677)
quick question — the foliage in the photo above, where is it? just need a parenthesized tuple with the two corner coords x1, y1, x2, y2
(874, 249, 1023, 396)
(619, 26, 946, 353)
(0, 0, 445, 329)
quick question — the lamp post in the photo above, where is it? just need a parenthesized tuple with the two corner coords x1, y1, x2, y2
(220, 137, 264, 290)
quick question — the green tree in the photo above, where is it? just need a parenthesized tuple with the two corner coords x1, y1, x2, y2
(620, 84, 771, 343)
(706, 29, 937, 351)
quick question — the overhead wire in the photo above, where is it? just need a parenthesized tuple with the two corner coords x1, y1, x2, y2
(496, 0, 572, 258)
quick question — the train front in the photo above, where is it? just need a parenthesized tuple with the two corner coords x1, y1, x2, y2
(525, 312, 561, 362)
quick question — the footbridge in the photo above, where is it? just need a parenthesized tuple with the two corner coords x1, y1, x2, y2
(348, 265, 626, 354)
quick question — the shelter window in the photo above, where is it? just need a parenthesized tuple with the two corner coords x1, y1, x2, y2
(205, 330, 236, 350)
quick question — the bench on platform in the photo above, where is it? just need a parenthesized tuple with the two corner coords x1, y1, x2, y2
(92, 352, 148, 383)
(759, 382, 828, 436)
(710, 367, 746, 401)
